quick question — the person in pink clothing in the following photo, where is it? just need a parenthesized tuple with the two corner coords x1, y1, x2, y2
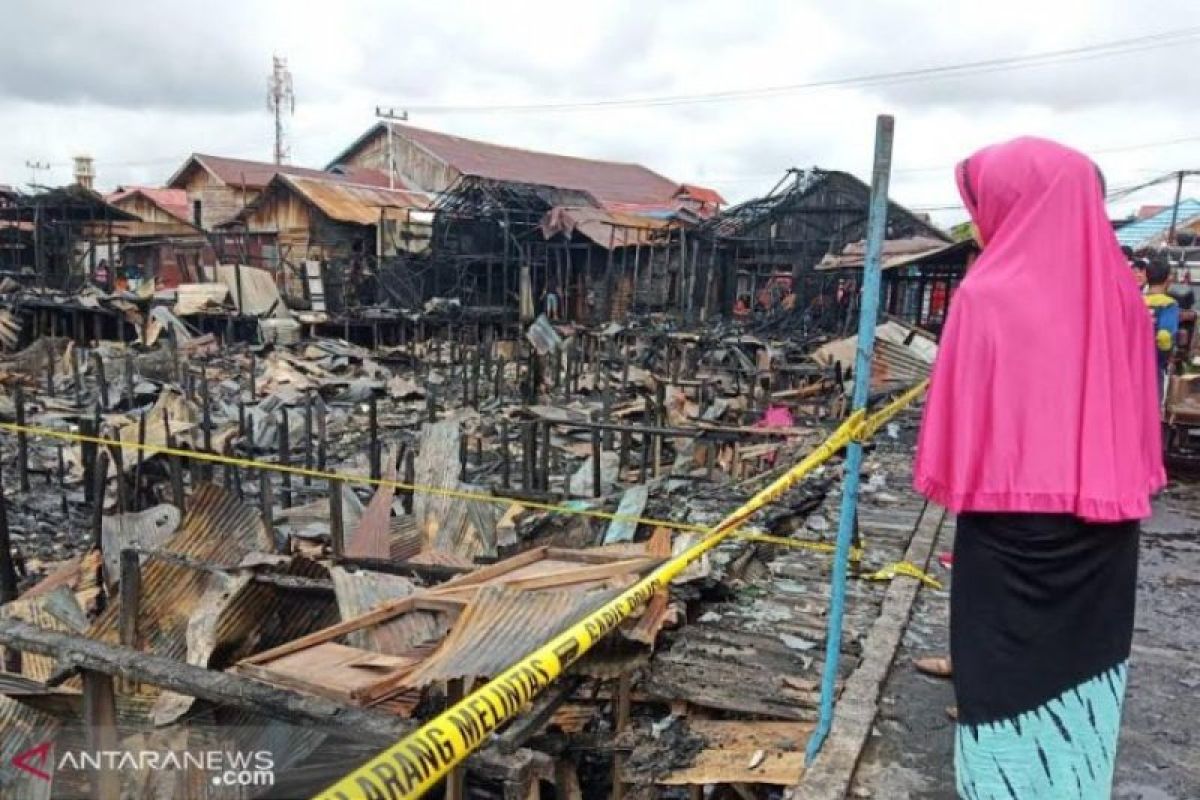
(913, 137, 1164, 799)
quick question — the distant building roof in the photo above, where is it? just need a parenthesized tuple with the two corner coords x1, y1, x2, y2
(675, 183, 726, 207)
(1116, 199, 1200, 248)
(331, 122, 683, 206)
(225, 173, 429, 228)
(816, 236, 963, 271)
(165, 154, 384, 191)
(1136, 204, 1167, 220)
(108, 186, 193, 224)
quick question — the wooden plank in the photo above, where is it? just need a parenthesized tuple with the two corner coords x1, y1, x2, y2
(500, 559, 655, 591)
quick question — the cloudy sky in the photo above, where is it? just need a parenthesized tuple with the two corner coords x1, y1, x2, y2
(3, 0, 1198, 225)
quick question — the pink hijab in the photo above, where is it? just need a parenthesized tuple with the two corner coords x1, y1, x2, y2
(914, 137, 1164, 521)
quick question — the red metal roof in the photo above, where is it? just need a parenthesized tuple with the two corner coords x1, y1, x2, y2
(167, 154, 341, 190)
(108, 186, 192, 224)
(386, 123, 680, 206)
(676, 183, 726, 207)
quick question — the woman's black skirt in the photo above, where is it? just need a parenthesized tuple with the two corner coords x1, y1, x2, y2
(951, 512, 1139, 799)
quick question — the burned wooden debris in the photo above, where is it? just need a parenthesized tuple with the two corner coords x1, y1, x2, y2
(0, 260, 937, 798)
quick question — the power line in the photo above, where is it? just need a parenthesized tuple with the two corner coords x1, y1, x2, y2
(401, 26, 1200, 114)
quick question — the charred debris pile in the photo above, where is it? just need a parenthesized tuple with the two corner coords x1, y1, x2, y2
(0, 284, 936, 798)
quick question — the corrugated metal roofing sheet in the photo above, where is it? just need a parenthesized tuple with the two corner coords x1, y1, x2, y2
(389, 122, 680, 206)
(83, 484, 270, 709)
(540, 205, 672, 248)
(1117, 199, 1200, 248)
(282, 175, 429, 224)
(108, 186, 193, 224)
(330, 567, 449, 656)
(404, 584, 619, 687)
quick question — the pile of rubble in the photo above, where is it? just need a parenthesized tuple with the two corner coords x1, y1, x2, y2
(0, 303, 935, 798)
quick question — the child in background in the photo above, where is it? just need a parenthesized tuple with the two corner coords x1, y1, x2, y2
(1144, 255, 1180, 399)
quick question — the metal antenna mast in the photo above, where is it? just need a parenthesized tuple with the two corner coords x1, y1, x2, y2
(24, 160, 50, 189)
(267, 55, 295, 165)
(375, 106, 409, 190)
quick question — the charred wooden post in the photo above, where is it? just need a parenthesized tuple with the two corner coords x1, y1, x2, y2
(303, 391, 315, 487)
(133, 412, 147, 512)
(44, 343, 55, 397)
(602, 392, 613, 450)
(124, 351, 136, 410)
(108, 432, 127, 516)
(82, 669, 121, 799)
(494, 357, 504, 400)
(500, 420, 511, 489)
(591, 427, 603, 498)
(57, 444, 68, 516)
(622, 339, 631, 388)
(13, 384, 29, 493)
(278, 408, 292, 508)
(166, 326, 181, 385)
(80, 416, 97, 504)
(329, 477, 345, 558)
(91, 351, 109, 408)
(611, 672, 632, 800)
(224, 441, 239, 496)
(316, 395, 328, 472)
(459, 433, 469, 481)
(258, 470, 274, 546)
(639, 432, 651, 484)
(618, 429, 631, 477)
(247, 353, 257, 399)
(0, 462, 20, 674)
(426, 388, 437, 423)
(403, 449, 416, 515)
(117, 548, 142, 694)
(91, 448, 110, 550)
(71, 345, 84, 407)
(471, 350, 482, 408)
(539, 421, 551, 492)
(164, 411, 185, 515)
(199, 362, 213, 480)
(521, 422, 535, 491)
(368, 395, 381, 483)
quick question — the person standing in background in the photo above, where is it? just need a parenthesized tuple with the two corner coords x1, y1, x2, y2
(914, 138, 1164, 800)
(1144, 255, 1179, 399)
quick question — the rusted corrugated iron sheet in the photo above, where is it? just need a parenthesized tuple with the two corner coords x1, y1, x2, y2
(154, 556, 338, 726)
(345, 446, 397, 559)
(389, 516, 424, 561)
(331, 567, 449, 656)
(404, 585, 619, 687)
(284, 175, 429, 224)
(541, 205, 671, 248)
(83, 484, 270, 709)
(0, 695, 58, 800)
(0, 586, 87, 682)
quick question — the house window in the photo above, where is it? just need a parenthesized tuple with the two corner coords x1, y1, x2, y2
(193, 200, 202, 228)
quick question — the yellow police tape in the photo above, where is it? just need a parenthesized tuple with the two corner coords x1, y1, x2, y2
(0, 420, 708, 535)
(0, 377, 926, 543)
(310, 380, 928, 800)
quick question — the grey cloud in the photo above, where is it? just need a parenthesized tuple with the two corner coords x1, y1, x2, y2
(0, 2, 270, 110)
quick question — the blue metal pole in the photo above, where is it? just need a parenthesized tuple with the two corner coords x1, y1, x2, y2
(806, 114, 895, 765)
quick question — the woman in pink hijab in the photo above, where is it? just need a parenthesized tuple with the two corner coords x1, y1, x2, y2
(914, 137, 1164, 799)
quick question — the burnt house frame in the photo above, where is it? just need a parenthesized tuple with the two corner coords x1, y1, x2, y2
(700, 168, 949, 327)
(0, 185, 139, 291)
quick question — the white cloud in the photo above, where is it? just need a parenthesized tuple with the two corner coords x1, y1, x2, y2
(2, 0, 1198, 226)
